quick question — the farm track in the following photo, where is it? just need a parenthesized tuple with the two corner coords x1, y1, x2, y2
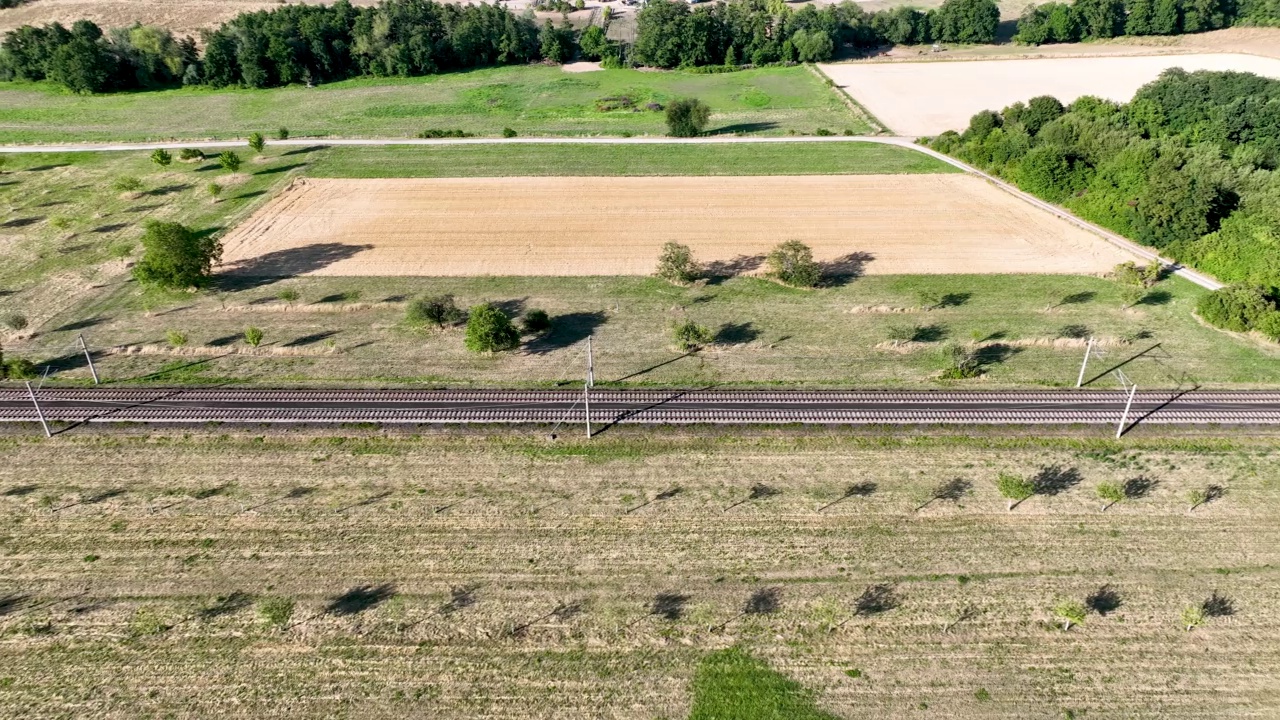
(1, 388, 1278, 427)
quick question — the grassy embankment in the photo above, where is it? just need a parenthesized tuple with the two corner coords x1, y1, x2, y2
(0, 64, 864, 144)
(1, 431, 1278, 718)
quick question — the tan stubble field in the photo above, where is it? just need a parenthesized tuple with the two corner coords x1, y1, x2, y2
(219, 175, 1136, 277)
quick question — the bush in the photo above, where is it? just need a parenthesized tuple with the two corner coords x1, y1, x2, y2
(150, 148, 172, 167)
(207, 183, 223, 201)
(276, 127, 290, 140)
(407, 294, 465, 329)
(464, 303, 521, 352)
(672, 319, 713, 351)
(2, 312, 28, 331)
(258, 596, 294, 629)
(657, 241, 701, 284)
(938, 344, 981, 379)
(218, 150, 241, 172)
(248, 132, 266, 153)
(1195, 285, 1277, 333)
(276, 288, 300, 304)
(502, 127, 517, 138)
(112, 176, 144, 193)
(4, 357, 37, 380)
(766, 240, 822, 288)
(166, 329, 188, 347)
(131, 220, 221, 289)
(418, 128, 474, 139)
(521, 308, 551, 334)
(1257, 312, 1280, 341)
(178, 148, 205, 161)
(244, 327, 264, 347)
(665, 98, 711, 138)
(1111, 260, 1162, 288)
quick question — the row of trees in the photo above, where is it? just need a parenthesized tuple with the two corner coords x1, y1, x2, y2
(1015, 0, 1280, 45)
(632, 0, 1001, 69)
(1, 0, 1005, 93)
(930, 70, 1280, 326)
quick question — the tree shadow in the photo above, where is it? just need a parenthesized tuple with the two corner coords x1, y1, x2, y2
(724, 483, 781, 511)
(1031, 465, 1082, 496)
(650, 592, 690, 620)
(1056, 291, 1095, 308)
(51, 317, 108, 333)
(626, 486, 682, 514)
(92, 223, 131, 234)
(56, 487, 127, 511)
(703, 254, 764, 283)
(744, 587, 781, 615)
(1202, 591, 1234, 618)
(714, 322, 759, 345)
(284, 330, 339, 348)
(125, 203, 163, 213)
(206, 334, 241, 347)
(219, 243, 374, 289)
(146, 184, 193, 197)
(1057, 324, 1090, 339)
(975, 343, 1021, 369)
(282, 145, 330, 156)
(1, 217, 42, 228)
(0, 593, 31, 616)
(1191, 484, 1226, 511)
(610, 351, 695, 383)
(3, 484, 38, 497)
(1086, 585, 1122, 616)
(200, 591, 253, 620)
(916, 478, 971, 511)
(25, 164, 69, 172)
(243, 485, 314, 512)
(818, 481, 877, 512)
(936, 292, 971, 308)
(820, 252, 875, 287)
(255, 163, 306, 176)
(1137, 289, 1173, 306)
(911, 324, 947, 343)
(234, 190, 267, 200)
(709, 121, 779, 135)
(326, 584, 396, 616)
(1123, 476, 1157, 500)
(440, 585, 479, 615)
(335, 490, 392, 514)
(853, 583, 900, 616)
(524, 311, 607, 355)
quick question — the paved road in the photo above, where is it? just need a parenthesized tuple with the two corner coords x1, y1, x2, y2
(2, 388, 1277, 429)
(0, 134, 1220, 290)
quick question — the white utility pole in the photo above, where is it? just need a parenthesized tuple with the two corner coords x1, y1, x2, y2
(1116, 382, 1138, 439)
(586, 335, 594, 389)
(25, 380, 51, 438)
(583, 381, 591, 439)
(1076, 337, 1095, 388)
(78, 334, 99, 385)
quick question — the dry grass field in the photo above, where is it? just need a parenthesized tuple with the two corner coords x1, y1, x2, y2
(820, 53, 1280, 136)
(219, 175, 1136, 278)
(2, 430, 1279, 718)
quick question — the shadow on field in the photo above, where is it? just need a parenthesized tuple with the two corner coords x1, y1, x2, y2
(821, 251, 875, 287)
(285, 330, 340, 347)
(219, 243, 374, 290)
(282, 145, 329, 157)
(710, 122, 779, 135)
(327, 584, 396, 616)
(525, 311, 608, 355)
(704, 254, 764, 282)
(714, 322, 760, 344)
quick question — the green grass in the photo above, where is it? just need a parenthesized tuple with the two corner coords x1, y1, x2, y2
(306, 142, 957, 178)
(689, 647, 841, 720)
(0, 65, 864, 144)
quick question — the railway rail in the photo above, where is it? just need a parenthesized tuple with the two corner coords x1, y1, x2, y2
(1, 387, 1278, 429)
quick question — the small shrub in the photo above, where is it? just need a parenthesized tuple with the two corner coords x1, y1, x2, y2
(1111, 260, 1161, 288)
(276, 288, 300, 304)
(815, 127, 832, 136)
(766, 240, 821, 288)
(996, 472, 1034, 510)
(938, 344, 980, 379)
(178, 148, 205, 162)
(4, 357, 37, 380)
(665, 97, 711, 137)
(276, 127, 290, 140)
(522, 308, 551, 334)
(207, 183, 223, 201)
(150, 148, 172, 167)
(672, 319, 712, 351)
(975, 688, 991, 702)
(657, 241, 700, 284)
(1096, 481, 1124, 510)
(83, 554, 99, 562)
(502, 127, 518, 138)
(258, 596, 294, 628)
(1053, 600, 1086, 630)
(2, 312, 28, 331)
(464, 304, 521, 353)
(247, 132, 265, 153)
(407, 294, 465, 329)
(112, 176, 144, 193)
(128, 607, 169, 637)
(244, 327, 264, 347)
(166, 330, 188, 347)
(218, 151, 242, 173)
(1181, 604, 1205, 631)
(417, 128, 474, 139)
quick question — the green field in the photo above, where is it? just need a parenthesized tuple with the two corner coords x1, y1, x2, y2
(0, 65, 864, 145)
(2, 430, 1278, 718)
(305, 142, 955, 177)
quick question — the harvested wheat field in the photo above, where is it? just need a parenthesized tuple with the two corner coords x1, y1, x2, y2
(219, 176, 1135, 277)
(820, 53, 1280, 136)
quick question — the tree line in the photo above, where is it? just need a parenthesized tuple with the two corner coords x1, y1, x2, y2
(930, 69, 1280, 340)
(0, 0, 1003, 93)
(1015, 0, 1279, 45)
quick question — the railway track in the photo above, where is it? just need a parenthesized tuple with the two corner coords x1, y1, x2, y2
(1, 387, 1278, 428)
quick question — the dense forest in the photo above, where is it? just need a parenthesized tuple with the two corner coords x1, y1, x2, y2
(1015, 0, 1280, 44)
(931, 70, 1280, 339)
(0, 0, 1004, 93)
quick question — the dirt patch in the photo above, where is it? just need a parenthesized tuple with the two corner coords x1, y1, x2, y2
(820, 52, 1280, 136)
(218, 175, 1136, 277)
(562, 61, 603, 73)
